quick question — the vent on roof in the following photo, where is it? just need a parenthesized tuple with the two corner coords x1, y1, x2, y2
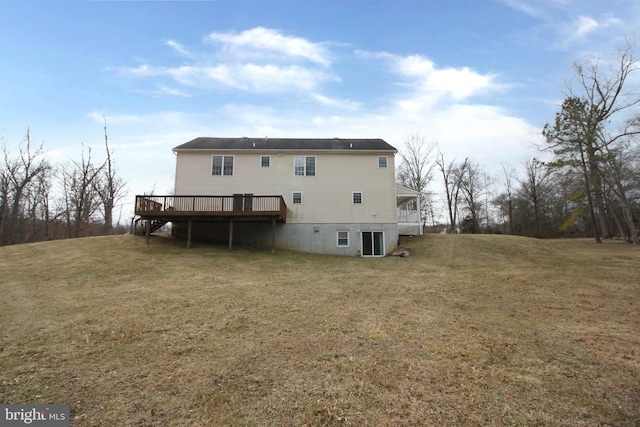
(252, 142, 256, 147)
(349, 143, 353, 148)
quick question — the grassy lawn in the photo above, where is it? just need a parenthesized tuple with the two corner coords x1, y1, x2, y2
(1, 234, 639, 426)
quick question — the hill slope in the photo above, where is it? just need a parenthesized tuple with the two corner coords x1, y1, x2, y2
(1, 235, 639, 426)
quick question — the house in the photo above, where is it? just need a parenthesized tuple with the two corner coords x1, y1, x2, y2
(135, 137, 421, 256)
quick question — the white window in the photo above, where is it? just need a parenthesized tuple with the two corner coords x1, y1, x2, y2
(352, 192, 363, 204)
(337, 231, 349, 247)
(378, 156, 388, 168)
(212, 155, 234, 176)
(294, 156, 316, 176)
(292, 192, 303, 204)
(260, 155, 271, 167)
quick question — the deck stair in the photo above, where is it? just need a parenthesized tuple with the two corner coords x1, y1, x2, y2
(134, 218, 169, 235)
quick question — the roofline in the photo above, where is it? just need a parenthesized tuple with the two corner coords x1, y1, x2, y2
(173, 148, 398, 154)
(396, 184, 422, 195)
(172, 137, 398, 153)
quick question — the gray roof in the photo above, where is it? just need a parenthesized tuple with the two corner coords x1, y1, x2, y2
(173, 137, 397, 152)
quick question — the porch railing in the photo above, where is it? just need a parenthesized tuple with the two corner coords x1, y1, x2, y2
(397, 208, 420, 223)
(135, 195, 287, 221)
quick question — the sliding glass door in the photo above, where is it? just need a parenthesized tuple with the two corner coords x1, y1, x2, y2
(361, 231, 384, 257)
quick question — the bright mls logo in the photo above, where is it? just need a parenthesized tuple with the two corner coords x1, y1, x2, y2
(0, 405, 69, 426)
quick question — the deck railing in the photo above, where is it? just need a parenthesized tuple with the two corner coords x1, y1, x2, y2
(135, 195, 287, 221)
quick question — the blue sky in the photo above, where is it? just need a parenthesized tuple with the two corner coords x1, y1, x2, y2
(2, 0, 639, 219)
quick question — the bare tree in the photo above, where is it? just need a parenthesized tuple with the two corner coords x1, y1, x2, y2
(0, 161, 9, 244)
(24, 166, 55, 242)
(436, 152, 468, 233)
(457, 160, 486, 234)
(397, 134, 436, 194)
(500, 164, 517, 234)
(0, 129, 50, 245)
(61, 145, 104, 238)
(518, 159, 552, 238)
(397, 134, 436, 225)
(96, 116, 126, 234)
(600, 144, 639, 243)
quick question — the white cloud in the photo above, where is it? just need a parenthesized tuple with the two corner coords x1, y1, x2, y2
(494, 0, 543, 18)
(166, 40, 192, 57)
(122, 63, 332, 93)
(395, 54, 436, 77)
(150, 86, 190, 98)
(573, 16, 600, 38)
(86, 110, 198, 131)
(494, 1, 628, 50)
(366, 52, 502, 101)
(118, 64, 157, 77)
(493, 0, 572, 19)
(116, 27, 337, 96)
(206, 27, 331, 67)
(563, 14, 622, 41)
(225, 64, 334, 93)
(384, 98, 540, 169)
(311, 93, 362, 111)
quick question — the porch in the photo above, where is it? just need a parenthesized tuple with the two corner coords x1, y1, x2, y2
(134, 194, 287, 250)
(396, 184, 423, 236)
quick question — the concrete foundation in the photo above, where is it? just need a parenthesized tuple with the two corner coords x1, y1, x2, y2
(173, 221, 398, 256)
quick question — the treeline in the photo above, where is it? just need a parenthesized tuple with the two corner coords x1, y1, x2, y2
(398, 42, 640, 244)
(0, 119, 127, 246)
(399, 138, 640, 242)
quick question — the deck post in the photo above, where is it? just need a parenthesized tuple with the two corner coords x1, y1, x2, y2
(145, 219, 150, 245)
(187, 220, 192, 249)
(228, 218, 234, 250)
(272, 218, 276, 254)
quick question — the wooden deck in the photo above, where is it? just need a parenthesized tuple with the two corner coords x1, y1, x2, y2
(134, 195, 287, 250)
(135, 195, 287, 222)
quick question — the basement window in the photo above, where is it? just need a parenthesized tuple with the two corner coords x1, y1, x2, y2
(337, 231, 349, 247)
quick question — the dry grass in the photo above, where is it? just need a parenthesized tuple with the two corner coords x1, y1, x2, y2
(1, 234, 639, 426)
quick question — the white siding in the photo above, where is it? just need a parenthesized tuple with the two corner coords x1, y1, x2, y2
(174, 151, 396, 224)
